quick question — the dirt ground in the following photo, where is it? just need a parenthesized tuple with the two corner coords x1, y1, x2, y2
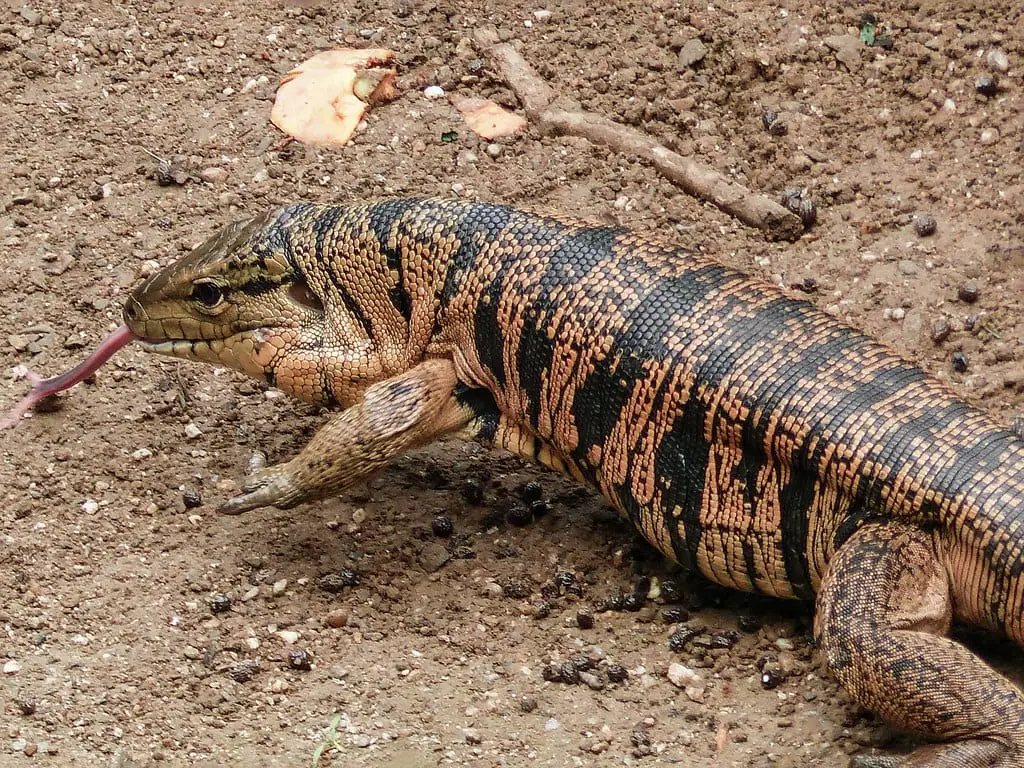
(1, 0, 1023, 766)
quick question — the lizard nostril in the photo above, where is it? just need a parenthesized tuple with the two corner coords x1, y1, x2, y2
(123, 298, 141, 324)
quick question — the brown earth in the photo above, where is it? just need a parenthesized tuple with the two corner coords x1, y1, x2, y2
(1, 1, 1023, 766)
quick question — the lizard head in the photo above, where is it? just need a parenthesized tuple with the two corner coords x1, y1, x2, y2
(122, 206, 332, 401)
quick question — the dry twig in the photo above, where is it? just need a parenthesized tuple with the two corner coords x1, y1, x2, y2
(475, 30, 804, 241)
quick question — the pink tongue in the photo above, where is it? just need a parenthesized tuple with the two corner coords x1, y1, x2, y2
(2, 324, 139, 429)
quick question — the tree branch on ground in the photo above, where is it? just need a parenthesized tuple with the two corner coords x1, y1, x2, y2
(474, 29, 804, 241)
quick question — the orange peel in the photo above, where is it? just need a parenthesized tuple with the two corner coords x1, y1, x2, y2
(271, 48, 398, 147)
(451, 97, 527, 140)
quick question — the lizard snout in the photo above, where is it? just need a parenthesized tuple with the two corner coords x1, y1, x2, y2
(122, 295, 146, 330)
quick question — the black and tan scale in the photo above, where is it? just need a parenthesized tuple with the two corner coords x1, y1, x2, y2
(124, 199, 1024, 767)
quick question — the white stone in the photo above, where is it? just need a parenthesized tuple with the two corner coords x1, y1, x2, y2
(3, 660, 21, 675)
(272, 579, 288, 596)
(132, 447, 152, 460)
(184, 422, 203, 439)
(81, 499, 99, 514)
(423, 85, 445, 99)
(278, 630, 300, 644)
(980, 128, 999, 145)
(667, 662, 703, 689)
(987, 49, 1009, 72)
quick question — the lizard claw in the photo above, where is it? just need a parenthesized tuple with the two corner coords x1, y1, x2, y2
(220, 465, 305, 515)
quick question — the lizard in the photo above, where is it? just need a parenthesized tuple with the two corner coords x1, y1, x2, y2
(11, 198, 1024, 766)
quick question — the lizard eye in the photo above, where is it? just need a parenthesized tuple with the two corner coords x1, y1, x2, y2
(191, 280, 225, 308)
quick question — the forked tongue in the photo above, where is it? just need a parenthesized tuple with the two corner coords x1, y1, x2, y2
(2, 324, 139, 429)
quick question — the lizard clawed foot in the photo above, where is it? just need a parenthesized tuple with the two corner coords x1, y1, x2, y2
(220, 463, 307, 515)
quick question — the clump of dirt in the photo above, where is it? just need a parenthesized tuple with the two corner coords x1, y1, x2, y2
(1, 1, 1021, 766)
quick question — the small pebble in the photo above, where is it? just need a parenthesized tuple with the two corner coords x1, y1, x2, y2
(761, 109, 787, 136)
(980, 128, 999, 145)
(288, 648, 313, 671)
(931, 318, 952, 344)
(576, 611, 595, 629)
(199, 167, 228, 184)
(4, 660, 22, 675)
(463, 728, 482, 745)
(662, 606, 689, 624)
(182, 489, 203, 509)
(519, 480, 544, 502)
(780, 188, 816, 229)
(431, 515, 454, 538)
(543, 661, 579, 684)
(272, 579, 288, 596)
(500, 577, 531, 599)
(208, 593, 232, 614)
(987, 49, 1010, 73)
(667, 662, 702, 689)
(156, 158, 187, 186)
(958, 282, 981, 304)
(620, 593, 644, 612)
(507, 503, 533, 527)
(897, 260, 919, 276)
(952, 351, 969, 373)
(278, 630, 300, 645)
(229, 659, 260, 683)
(324, 610, 349, 628)
(668, 623, 705, 651)
(461, 478, 485, 505)
(760, 667, 785, 690)
(914, 213, 937, 237)
(579, 670, 605, 690)
(975, 75, 1000, 97)
(519, 694, 538, 712)
(554, 571, 582, 596)
(737, 614, 762, 633)
(423, 85, 445, 98)
(605, 664, 628, 683)
(659, 579, 684, 603)
(320, 568, 361, 592)
(485, 143, 503, 158)
(964, 313, 980, 332)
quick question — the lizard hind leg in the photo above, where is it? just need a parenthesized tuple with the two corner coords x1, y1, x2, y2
(815, 522, 1024, 768)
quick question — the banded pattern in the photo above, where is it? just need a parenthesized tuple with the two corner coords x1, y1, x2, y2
(124, 198, 1024, 766)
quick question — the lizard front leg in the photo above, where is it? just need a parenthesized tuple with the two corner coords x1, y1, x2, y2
(816, 522, 1024, 767)
(221, 358, 473, 514)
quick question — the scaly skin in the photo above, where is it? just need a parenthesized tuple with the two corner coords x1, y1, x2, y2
(123, 199, 1024, 766)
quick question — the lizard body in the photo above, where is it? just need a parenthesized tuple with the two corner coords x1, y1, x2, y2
(122, 199, 1024, 766)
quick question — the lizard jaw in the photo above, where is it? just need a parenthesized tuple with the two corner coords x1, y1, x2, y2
(138, 329, 284, 382)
